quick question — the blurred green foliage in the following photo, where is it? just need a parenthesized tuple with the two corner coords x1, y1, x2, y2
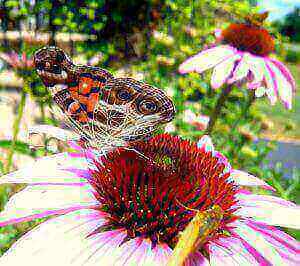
(0, 0, 299, 255)
(274, 7, 300, 43)
(285, 49, 300, 63)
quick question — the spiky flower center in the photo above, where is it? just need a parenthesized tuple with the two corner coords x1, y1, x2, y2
(90, 134, 238, 248)
(221, 23, 275, 56)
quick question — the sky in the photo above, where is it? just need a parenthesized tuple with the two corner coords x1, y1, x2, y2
(258, 0, 300, 21)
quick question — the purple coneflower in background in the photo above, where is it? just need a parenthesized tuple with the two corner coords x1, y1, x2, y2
(0, 127, 299, 265)
(0, 51, 34, 71)
(179, 19, 296, 109)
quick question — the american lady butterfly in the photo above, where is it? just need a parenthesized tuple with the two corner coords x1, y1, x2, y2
(33, 46, 175, 150)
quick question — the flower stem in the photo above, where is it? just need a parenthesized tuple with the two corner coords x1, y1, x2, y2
(232, 89, 256, 132)
(5, 89, 26, 173)
(230, 90, 256, 159)
(205, 84, 233, 134)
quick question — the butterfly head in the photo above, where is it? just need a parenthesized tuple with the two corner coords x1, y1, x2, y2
(34, 46, 73, 86)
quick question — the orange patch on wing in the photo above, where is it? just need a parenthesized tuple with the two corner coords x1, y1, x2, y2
(79, 77, 97, 94)
(86, 93, 99, 112)
(77, 112, 89, 123)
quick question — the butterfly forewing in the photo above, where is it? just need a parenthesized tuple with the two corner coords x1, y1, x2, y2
(34, 46, 175, 150)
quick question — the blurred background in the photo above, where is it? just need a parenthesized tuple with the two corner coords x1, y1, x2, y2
(0, 0, 299, 254)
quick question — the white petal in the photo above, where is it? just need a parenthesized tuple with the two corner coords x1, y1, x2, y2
(269, 58, 296, 92)
(120, 240, 170, 266)
(232, 220, 286, 265)
(0, 152, 89, 185)
(246, 221, 300, 265)
(77, 232, 171, 266)
(209, 237, 259, 266)
(211, 54, 240, 89)
(228, 53, 250, 83)
(254, 87, 267, 97)
(267, 60, 293, 109)
(0, 209, 107, 266)
(235, 193, 300, 229)
(70, 229, 128, 266)
(185, 251, 210, 266)
(261, 62, 278, 105)
(0, 184, 97, 226)
(230, 170, 275, 191)
(29, 125, 80, 141)
(179, 45, 236, 74)
(197, 135, 215, 153)
(246, 54, 265, 84)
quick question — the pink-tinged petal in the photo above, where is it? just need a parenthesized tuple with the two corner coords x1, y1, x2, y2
(246, 54, 265, 85)
(0, 209, 108, 266)
(119, 238, 152, 265)
(232, 220, 286, 265)
(68, 140, 84, 152)
(76, 231, 170, 266)
(263, 62, 278, 105)
(197, 135, 215, 153)
(209, 236, 259, 266)
(235, 193, 300, 229)
(267, 60, 293, 109)
(71, 229, 128, 265)
(213, 151, 232, 174)
(230, 170, 275, 191)
(269, 58, 296, 92)
(0, 184, 98, 226)
(236, 193, 296, 207)
(29, 125, 80, 141)
(153, 244, 173, 264)
(123, 239, 170, 266)
(254, 86, 267, 97)
(211, 54, 240, 89)
(235, 234, 273, 265)
(228, 53, 250, 84)
(250, 221, 300, 251)
(246, 221, 300, 265)
(185, 251, 210, 266)
(0, 52, 14, 66)
(0, 152, 89, 185)
(143, 243, 172, 265)
(197, 136, 231, 174)
(179, 45, 236, 74)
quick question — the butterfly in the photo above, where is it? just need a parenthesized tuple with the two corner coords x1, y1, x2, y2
(245, 11, 269, 27)
(33, 46, 175, 150)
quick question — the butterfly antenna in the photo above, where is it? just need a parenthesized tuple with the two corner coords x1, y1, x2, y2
(175, 198, 198, 213)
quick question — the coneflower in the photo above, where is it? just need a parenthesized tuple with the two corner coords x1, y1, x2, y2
(0, 130, 299, 265)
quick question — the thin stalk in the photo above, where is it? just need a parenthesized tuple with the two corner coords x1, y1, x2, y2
(205, 84, 233, 134)
(232, 89, 256, 132)
(5, 89, 26, 173)
(230, 90, 256, 159)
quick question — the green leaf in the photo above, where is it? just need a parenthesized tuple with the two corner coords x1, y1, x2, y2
(0, 140, 36, 157)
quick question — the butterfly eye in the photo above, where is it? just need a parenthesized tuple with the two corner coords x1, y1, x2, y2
(138, 99, 158, 114)
(56, 51, 65, 63)
(117, 89, 132, 101)
(52, 64, 61, 74)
